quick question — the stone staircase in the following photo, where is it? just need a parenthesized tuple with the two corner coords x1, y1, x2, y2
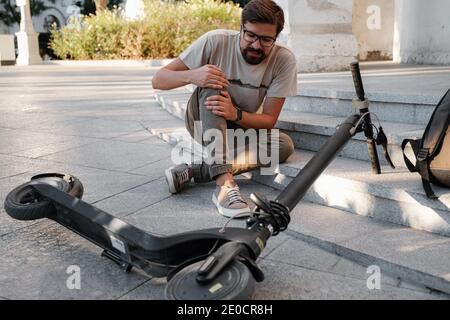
(151, 62, 450, 295)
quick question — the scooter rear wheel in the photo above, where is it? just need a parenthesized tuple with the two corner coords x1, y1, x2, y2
(165, 259, 255, 300)
(3, 173, 83, 221)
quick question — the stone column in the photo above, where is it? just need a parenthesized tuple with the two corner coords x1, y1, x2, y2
(94, 0, 108, 13)
(124, 0, 145, 20)
(276, 0, 358, 72)
(352, 0, 394, 61)
(15, 0, 42, 66)
(393, 0, 450, 65)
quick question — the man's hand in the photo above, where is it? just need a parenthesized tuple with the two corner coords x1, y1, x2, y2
(190, 65, 229, 89)
(205, 90, 238, 121)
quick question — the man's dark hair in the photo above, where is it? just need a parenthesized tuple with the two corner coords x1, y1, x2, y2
(241, 0, 285, 35)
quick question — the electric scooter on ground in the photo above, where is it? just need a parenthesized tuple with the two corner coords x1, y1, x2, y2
(3, 63, 394, 300)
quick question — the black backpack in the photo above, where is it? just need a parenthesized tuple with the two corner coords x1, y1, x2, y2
(402, 89, 450, 199)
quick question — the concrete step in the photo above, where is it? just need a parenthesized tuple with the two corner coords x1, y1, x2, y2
(276, 110, 423, 168)
(284, 200, 450, 295)
(155, 91, 191, 121)
(145, 102, 450, 296)
(154, 90, 425, 168)
(284, 88, 437, 126)
(250, 150, 450, 237)
(289, 62, 450, 126)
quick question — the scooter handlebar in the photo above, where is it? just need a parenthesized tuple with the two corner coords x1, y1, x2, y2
(350, 62, 365, 101)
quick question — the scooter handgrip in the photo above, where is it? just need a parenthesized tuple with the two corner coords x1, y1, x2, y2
(350, 62, 365, 101)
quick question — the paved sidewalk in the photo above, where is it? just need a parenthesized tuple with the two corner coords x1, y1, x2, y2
(0, 65, 447, 300)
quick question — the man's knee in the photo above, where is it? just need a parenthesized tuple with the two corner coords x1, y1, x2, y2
(278, 132, 294, 163)
(198, 87, 222, 104)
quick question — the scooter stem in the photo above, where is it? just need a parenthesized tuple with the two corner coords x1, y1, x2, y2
(274, 114, 360, 212)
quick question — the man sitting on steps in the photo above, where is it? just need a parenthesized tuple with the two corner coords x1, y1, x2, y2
(152, 0, 297, 218)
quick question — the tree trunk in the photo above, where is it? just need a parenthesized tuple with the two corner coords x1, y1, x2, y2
(94, 0, 108, 13)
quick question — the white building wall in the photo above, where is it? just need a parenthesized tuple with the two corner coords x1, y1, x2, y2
(394, 0, 450, 64)
(276, 0, 359, 72)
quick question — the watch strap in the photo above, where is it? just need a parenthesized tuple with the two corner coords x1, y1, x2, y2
(235, 106, 242, 122)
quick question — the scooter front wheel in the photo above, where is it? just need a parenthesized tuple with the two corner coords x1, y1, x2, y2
(165, 259, 255, 300)
(3, 173, 83, 221)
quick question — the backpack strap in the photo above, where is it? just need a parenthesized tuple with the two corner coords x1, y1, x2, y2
(401, 139, 420, 172)
(401, 139, 438, 199)
(416, 148, 439, 199)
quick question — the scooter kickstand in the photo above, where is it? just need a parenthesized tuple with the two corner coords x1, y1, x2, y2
(101, 250, 132, 272)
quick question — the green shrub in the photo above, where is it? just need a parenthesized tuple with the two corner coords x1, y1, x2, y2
(50, 0, 242, 60)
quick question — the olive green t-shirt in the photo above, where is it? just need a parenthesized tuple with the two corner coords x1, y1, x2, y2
(179, 29, 298, 113)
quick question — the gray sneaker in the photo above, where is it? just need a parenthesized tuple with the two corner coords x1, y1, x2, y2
(165, 163, 192, 194)
(212, 184, 250, 218)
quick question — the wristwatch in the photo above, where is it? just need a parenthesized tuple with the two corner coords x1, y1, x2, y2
(234, 105, 243, 122)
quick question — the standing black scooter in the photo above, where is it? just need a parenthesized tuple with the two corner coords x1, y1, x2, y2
(3, 63, 394, 300)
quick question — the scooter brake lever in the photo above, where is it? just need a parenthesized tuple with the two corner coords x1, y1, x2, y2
(196, 241, 247, 284)
(376, 126, 395, 169)
(250, 192, 272, 213)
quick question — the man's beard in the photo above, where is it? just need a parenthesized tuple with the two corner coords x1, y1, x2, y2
(241, 47, 267, 65)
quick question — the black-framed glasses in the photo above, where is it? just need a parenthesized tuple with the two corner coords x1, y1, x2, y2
(241, 27, 276, 47)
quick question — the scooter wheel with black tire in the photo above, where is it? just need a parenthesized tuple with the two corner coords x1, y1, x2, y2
(3, 173, 84, 221)
(165, 259, 255, 300)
